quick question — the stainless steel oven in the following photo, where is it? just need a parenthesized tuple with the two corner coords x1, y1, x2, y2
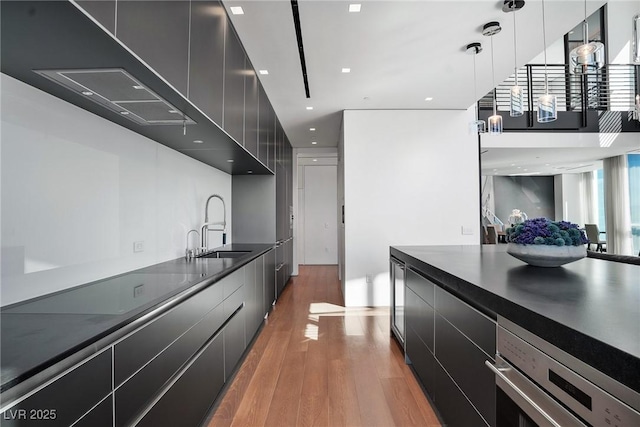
(390, 257, 405, 345)
(487, 318, 640, 427)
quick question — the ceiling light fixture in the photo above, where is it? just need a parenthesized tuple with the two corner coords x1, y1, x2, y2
(132, 85, 144, 90)
(230, 6, 244, 15)
(483, 22, 503, 134)
(310, 127, 316, 131)
(193, 140, 203, 144)
(503, 1, 525, 117)
(247, 170, 253, 174)
(306, 106, 313, 110)
(120, 111, 130, 115)
(537, 0, 557, 123)
(312, 159, 318, 162)
(425, 97, 433, 101)
(81, 90, 93, 96)
(258, 70, 269, 75)
(227, 159, 234, 163)
(311, 141, 317, 145)
(348, 4, 361, 13)
(341, 68, 351, 73)
(569, 0, 605, 74)
(466, 42, 486, 134)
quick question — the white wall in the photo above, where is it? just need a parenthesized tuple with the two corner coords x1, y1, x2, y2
(554, 173, 585, 224)
(342, 109, 480, 307)
(608, 1, 640, 64)
(1, 74, 231, 306)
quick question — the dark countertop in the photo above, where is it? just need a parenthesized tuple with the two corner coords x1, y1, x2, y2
(0, 243, 273, 393)
(390, 245, 640, 393)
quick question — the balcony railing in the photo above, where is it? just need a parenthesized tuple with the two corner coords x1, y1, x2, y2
(479, 64, 640, 130)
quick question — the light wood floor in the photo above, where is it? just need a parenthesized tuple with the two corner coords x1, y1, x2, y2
(207, 265, 441, 427)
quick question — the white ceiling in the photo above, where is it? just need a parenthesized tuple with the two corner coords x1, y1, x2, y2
(222, 0, 636, 175)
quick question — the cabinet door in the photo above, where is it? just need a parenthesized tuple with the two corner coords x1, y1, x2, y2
(73, 396, 113, 427)
(254, 255, 265, 326)
(264, 249, 276, 312)
(267, 104, 276, 171)
(244, 259, 258, 340)
(116, 1, 190, 96)
(76, 0, 115, 34)
(224, 287, 246, 379)
(244, 69, 259, 156)
(405, 325, 436, 399)
(257, 83, 271, 168)
(223, 22, 245, 145)
(137, 334, 224, 427)
(189, 0, 225, 125)
(406, 287, 434, 353)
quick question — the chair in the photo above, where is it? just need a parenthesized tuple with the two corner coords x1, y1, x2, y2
(585, 224, 606, 252)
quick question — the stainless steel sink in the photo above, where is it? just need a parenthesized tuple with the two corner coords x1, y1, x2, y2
(199, 250, 251, 259)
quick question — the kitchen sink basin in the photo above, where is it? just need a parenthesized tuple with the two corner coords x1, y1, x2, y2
(199, 250, 251, 259)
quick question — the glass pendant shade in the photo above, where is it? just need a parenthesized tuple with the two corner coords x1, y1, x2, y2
(537, 94, 557, 123)
(570, 41, 605, 74)
(510, 85, 524, 117)
(488, 114, 503, 134)
(470, 119, 487, 134)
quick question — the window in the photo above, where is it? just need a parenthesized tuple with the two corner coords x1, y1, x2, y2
(628, 154, 640, 255)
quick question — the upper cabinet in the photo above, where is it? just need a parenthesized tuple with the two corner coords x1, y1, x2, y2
(116, 1, 190, 96)
(223, 24, 246, 146)
(189, 0, 225, 125)
(245, 68, 259, 156)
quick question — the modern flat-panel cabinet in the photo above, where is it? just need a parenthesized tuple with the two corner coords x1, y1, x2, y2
(264, 248, 276, 312)
(223, 23, 246, 145)
(257, 84, 272, 168)
(116, 1, 190, 96)
(76, 0, 116, 33)
(244, 68, 259, 156)
(189, 0, 225, 125)
(402, 264, 496, 427)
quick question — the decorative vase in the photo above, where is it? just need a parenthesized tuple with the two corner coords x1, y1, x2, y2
(506, 243, 587, 267)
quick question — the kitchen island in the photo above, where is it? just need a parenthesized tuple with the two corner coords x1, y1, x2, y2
(391, 244, 640, 426)
(0, 244, 275, 426)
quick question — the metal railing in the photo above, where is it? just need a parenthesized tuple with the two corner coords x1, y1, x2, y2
(480, 64, 640, 115)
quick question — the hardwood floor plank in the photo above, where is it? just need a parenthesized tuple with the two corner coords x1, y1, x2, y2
(207, 265, 440, 427)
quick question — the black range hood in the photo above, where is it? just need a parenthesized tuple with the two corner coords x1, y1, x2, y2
(1, 1, 270, 175)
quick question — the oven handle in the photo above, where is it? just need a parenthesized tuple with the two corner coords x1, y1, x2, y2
(485, 359, 584, 427)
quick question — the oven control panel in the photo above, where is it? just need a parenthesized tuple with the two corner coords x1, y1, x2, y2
(498, 326, 640, 427)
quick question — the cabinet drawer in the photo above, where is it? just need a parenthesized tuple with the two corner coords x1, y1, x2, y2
(433, 356, 489, 427)
(114, 280, 223, 386)
(406, 287, 434, 353)
(406, 267, 435, 306)
(405, 325, 436, 399)
(0, 350, 111, 427)
(137, 333, 224, 427)
(115, 303, 224, 426)
(435, 313, 495, 426)
(222, 268, 244, 299)
(435, 286, 495, 356)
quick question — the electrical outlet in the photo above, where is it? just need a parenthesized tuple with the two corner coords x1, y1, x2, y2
(133, 241, 144, 253)
(133, 284, 144, 298)
(461, 226, 474, 235)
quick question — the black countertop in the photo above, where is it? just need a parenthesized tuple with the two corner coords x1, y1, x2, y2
(390, 245, 640, 393)
(0, 244, 273, 393)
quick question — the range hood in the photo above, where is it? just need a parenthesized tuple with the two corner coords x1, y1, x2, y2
(0, 1, 270, 175)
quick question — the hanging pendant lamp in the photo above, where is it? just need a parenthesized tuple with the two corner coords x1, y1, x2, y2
(466, 42, 486, 134)
(569, 0, 605, 74)
(537, 0, 557, 123)
(503, 1, 525, 117)
(483, 22, 503, 134)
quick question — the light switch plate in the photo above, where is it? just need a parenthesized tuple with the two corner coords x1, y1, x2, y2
(462, 226, 474, 235)
(133, 241, 144, 252)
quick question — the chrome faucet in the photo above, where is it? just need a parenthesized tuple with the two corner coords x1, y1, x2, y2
(185, 229, 200, 260)
(201, 194, 227, 251)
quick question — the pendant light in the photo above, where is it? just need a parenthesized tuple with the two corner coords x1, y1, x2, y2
(537, 0, 557, 123)
(503, 1, 525, 117)
(483, 21, 503, 134)
(569, 0, 605, 74)
(466, 42, 486, 134)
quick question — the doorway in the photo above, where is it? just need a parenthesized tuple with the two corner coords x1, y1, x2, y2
(298, 156, 338, 265)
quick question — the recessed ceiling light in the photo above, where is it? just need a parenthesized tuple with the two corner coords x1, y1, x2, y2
(511, 163, 516, 166)
(425, 97, 433, 101)
(342, 68, 351, 73)
(81, 90, 93, 96)
(259, 70, 269, 75)
(517, 166, 522, 169)
(545, 163, 550, 166)
(349, 4, 361, 13)
(247, 170, 253, 174)
(227, 159, 234, 163)
(230, 6, 244, 15)
(311, 141, 317, 145)
(132, 85, 144, 90)
(168, 110, 179, 114)
(493, 169, 498, 171)
(306, 106, 313, 110)
(193, 140, 203, 144)
(120, 111, 130, 115)
(313, 159, 318, 162)
(310, 128, 316, 131)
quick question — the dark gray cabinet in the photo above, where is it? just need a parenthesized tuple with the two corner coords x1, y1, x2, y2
(257, 84, 272, 168)
(403, 263, 496, 427)
(76, 0, 115, 34)
(137, 333, 224, 427)
(189, 0, 225, 125)
(245, 68, 259, 156)
(223, 23, 246, 145)
(116, 1, 190, 96)
(0, 350, 112, 427)
(264, 249, 276, 312)
(73, 396, 113, 427)
(223, 286, 246, 380)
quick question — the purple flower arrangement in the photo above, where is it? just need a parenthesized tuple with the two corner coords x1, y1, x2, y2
(506, 218, 588, 246)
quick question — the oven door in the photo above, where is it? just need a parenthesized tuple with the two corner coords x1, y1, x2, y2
(487, 356, 587, 427)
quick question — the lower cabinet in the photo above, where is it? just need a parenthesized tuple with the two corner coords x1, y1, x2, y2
(73, 396, 113, 427)
(137, 333, 224, 427)
(403, 264, 496, 427)
(223, 286, 246, 380)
